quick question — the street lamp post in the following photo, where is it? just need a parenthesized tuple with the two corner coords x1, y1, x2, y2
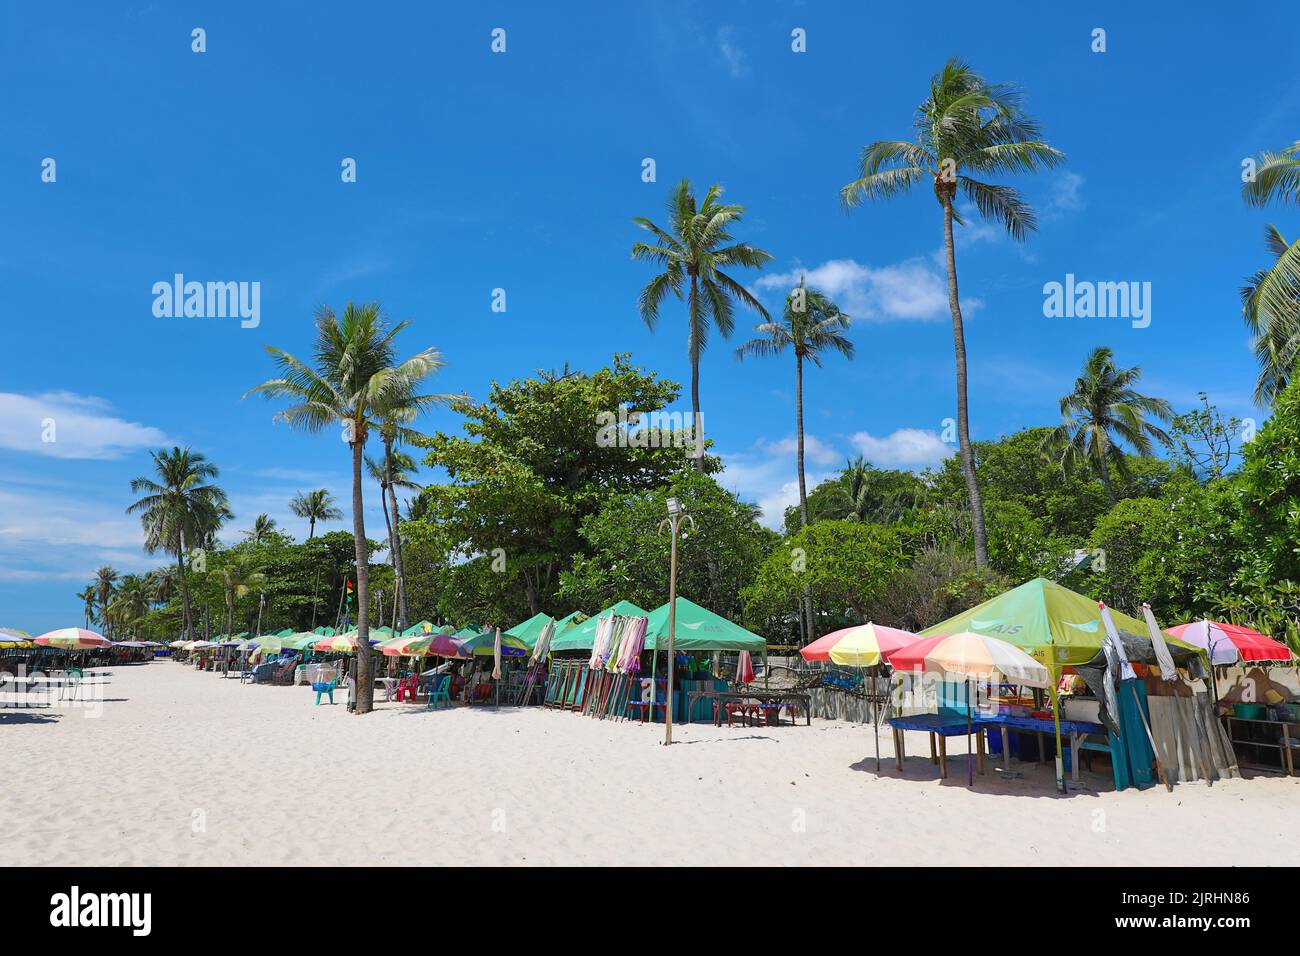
(658, 496, 695, 746)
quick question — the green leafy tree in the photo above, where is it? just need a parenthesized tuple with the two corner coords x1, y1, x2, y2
(417, 355, 704, 615)
(1043, 346, 1173, 503)
(742, 520, 909, 643)
(1165, 392, 1246, 481)
(632, 179, 772, 467)
(559, 469, 776, 621)
(842, 58, 1065, 568)
(246, 301, 443, 715)
(243, 513, 280, 545)
(127, 447, 229, 641)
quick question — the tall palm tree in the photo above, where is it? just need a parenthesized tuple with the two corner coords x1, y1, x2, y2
(632, 178, 772, 467)
(736, 279, 853, 641)
(243, 513, 279, 544)
(148, 567, 177, 607)
(366, 446, 424, 631)
(76, 585, 97, 629)
(1240, 141, 1300, 406)
(245, 301, 443, 715)
(127, 447, 229, 641)
(1044, 346, 1173, 503)
(219, 557, 265, 641)
(737, 279, 854, 526)
(93, 566, 118, 638)
(290, 489, 343, 539)
(841, 58, 1064, 567)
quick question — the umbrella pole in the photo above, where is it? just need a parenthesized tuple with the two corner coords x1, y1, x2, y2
(1050, 681, 1067, 795)
(873, 665, 881, 774)
(966, 679, 973, 787)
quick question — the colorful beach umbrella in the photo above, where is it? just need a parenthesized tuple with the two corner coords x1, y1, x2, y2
(34, 627, 111, 649)
(801, 622, 920, 667)
(0, 627, 34, 647)
(1167, 619, 1293, 666)
(892, 630, 1051, 786)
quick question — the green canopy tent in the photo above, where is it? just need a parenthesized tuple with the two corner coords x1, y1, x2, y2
(506, 610, 589, 649)
(549, 601, 652, 652)
(920, 577, 1203, 793)
(505, 612, 553, 647)
(643, 598, 766, 652)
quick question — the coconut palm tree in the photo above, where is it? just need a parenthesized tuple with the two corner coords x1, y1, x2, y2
(245, 301, 443, 715)
(841, 58, 1065, 567)
(110, 574, 152, 638)
(93, 566, 118, 638)
(366, 447, 423, 630)
(148, 567, 177, 608)
(632, 178, 772, 467)
(243, 513, 279, 544)
(1241, 222, 1300, 405)
(289, 489, 343, 540)
(218, 557, 265, 641)
(127, 447, 229, 641)
(735, 279, 853, 641)
(76, 585, 97, 629)
(1043, 346, 1173, 503)
(737, 279, 854, 525)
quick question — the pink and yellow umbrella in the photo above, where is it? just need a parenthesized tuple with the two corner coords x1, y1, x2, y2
(34, 627, 111, 650)
(801, 622, 920, 667)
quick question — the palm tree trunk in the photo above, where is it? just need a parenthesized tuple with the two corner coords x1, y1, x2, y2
(689, 274, 704, 471)
(351, 432, 374, 714)
(175, 549, 192, 640)
(383, 438, 411, 631)
(796, 352, 815, 641)
(308, 516, 316, 540)
(941, 196, 989, 568)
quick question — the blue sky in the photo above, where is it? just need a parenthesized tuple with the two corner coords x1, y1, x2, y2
(2, 1, 1297, 633)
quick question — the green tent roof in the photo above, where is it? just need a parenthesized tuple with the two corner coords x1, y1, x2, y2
(920, 577, 1201, 670)
(505, 612, 553, 646)
(644, 598, 766, 652)
(549, 599, 765, 653)
(550, 601, 650, 652)
(506, 610, 590, 647)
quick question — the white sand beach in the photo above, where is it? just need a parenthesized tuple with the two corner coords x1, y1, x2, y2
(3, 660, 1298, 867)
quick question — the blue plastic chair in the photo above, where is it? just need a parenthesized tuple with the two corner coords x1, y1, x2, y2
(312, 680, 337, 705)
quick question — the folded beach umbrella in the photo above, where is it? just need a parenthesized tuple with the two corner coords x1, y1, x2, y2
(1167, 619, 1293, 666)
(801, 622, 921, 667)
(34, 627, 111, 649)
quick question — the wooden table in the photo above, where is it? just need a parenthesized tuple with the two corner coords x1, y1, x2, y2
(887, 713, 992, 778)
(687, 689, 811, 727)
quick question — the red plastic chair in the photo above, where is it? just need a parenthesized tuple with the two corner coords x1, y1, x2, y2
(394, 675, 418, 702)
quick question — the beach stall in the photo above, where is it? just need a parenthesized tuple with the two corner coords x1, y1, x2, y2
(545, 598, 771, 724)
(918, 578, 1217, 793)
(1168, 620, 1299, 774)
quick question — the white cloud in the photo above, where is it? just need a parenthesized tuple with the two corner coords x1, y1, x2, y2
(718, 435, 841, 529)
(717, 26, 748, 78)
(759, 434, 841, 467)
(1045, 172, 1085, 219)
(756, 258, 972, 322)
(848, 428, 951, 469)
(0, 392, 170, 460)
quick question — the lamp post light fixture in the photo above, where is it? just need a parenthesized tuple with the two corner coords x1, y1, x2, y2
(657, 495, 695, 746)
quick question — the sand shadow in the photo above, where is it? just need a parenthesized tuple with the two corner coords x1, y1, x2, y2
(0, 711, 62, 724)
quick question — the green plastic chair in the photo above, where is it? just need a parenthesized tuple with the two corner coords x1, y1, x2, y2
(426, 674, 452, 710)
(313, 680, 337, 705)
